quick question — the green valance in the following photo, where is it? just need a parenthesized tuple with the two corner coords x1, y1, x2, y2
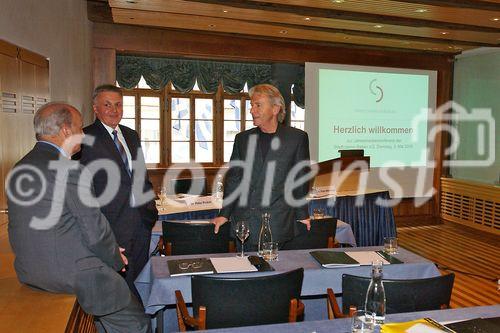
(116, 55, 305, 109)
(116, 55, 272, 94)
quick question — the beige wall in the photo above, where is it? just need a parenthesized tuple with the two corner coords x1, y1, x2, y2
(0, 0, 93, 123)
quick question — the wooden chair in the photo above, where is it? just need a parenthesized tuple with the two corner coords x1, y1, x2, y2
(175, 268, 304, 330)
(327, 273, 455, 319)
(281, 217, 338, 250)
(162, 220, 234, 256)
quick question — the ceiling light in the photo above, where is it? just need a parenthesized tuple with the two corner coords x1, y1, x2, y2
(441, 31, 449, 35)
(279, 30, 288, 34)
(490, 17, 500, 22)
(304, 17, 311, 21)
(414, 9, 428, 13)
(223, 10, 228, 13)
(374, 24, 383, 28)
(331, 0, 345, 3)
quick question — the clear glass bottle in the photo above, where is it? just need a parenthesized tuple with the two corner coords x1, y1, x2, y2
(258, 212, 273, 256)
(364, 260, 386, 324)
(213, 174, 224, 201)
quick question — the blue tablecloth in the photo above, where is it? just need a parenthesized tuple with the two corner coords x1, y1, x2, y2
(158, 190, 395, 247)
(200, 305, 500, 333)
(159, 209, 219, 221)
(309, 190, 396, 246)
(136, 246, 439, 332)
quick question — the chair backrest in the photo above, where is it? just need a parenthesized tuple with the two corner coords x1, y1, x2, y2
(191, 268, 304, 329)
(162, 221, 231, 255)
(169, 177, 207, 195)
(281, 218, 337, 250)
(341, 273, 455, 314)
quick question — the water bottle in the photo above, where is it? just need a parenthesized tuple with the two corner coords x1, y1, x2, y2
(213, 174, 224, 201)
(258, 212, 273, 256)
(364, 260, 386, 324)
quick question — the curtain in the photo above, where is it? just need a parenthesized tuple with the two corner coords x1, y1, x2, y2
(116, 55, 305, 106)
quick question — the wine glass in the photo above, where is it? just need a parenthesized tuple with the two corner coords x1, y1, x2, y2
(235, 220, 250, 258)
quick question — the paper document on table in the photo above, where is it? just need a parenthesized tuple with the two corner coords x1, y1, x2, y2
(345, 251, 389, 265)
(184, 220, 211, 224)
(381, 318, 456, 333)
(210, 257, 258, 274)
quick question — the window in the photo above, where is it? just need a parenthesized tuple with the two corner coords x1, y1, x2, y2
(140, 96, 161, 163)
(222, 96, 254, 162)
(290, 101, 305, 130)
(119, 78, 302, 167)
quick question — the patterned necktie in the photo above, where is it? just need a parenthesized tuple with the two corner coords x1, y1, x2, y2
(112, 129, 131, 177)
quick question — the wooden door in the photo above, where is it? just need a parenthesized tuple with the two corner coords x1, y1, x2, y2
(0, 40, 48, 222)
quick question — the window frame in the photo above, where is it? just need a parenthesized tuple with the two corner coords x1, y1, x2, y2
(120, 82, 301, 168)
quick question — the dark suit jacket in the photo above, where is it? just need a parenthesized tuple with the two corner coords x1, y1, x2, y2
(7, 142, 130, 316)
(77, 119, 158, 251)
(219, 124, 311, 245)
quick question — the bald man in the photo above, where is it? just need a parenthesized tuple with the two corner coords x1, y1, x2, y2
(7, 103, 151, 333)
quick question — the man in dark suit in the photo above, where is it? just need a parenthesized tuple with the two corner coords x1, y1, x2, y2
(77, 85, 157, 298)
(7, 103, 150, 332)
(212, 84, 312, 249)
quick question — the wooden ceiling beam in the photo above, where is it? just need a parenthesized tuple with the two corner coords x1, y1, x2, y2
(250, 20, 496, 47)
(395, 0, 500, 11)
(183, 0, 500, 32)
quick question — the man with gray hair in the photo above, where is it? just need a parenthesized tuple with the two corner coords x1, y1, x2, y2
(7, 102, 151, 332)
(77, 84, 158, 301)
(212, 83, 312, 250)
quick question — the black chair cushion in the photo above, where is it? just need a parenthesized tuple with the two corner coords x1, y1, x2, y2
(341, 273, 455, 314)
(162, 221, 231, 255)
(191, 268, 304, 329)
(281, 218, 337, 250)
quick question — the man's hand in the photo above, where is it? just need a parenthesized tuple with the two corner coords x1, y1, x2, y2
(119, 247, 128, 272)
(299, 218, 311, 231)
(211, 216, 228, 234)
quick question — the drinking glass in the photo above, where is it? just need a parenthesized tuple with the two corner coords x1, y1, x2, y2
(351, 310, 375, 333)
(384, 236, 398, 255)
(158, 186, 167, 205)
(313, 207, 325, 219)
(235, 221, 250, 258)
(262, 241, 279, 261)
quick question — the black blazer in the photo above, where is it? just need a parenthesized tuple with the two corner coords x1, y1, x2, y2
(77, 119, 158, 248)
(219, 124, 311, 245)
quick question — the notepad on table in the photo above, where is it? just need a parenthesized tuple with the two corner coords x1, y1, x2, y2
(167, 258, 215, 277)
(210, 257, 258, 274)
(310, 250, 391, 268)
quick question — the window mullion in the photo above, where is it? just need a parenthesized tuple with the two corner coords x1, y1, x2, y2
(190, 96, 195, 161)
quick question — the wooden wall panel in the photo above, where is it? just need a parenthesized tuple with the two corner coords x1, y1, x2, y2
(441, 177, 499, 235)
(0, 40, 48, 213)
(92, 47, 116, 90)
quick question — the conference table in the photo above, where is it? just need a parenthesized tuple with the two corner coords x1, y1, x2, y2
(200, 305, 500, 333)
(135, 246, 439, 332)
(155, 188, 396, 247)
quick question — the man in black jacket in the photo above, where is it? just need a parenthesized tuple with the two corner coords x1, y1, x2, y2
(77, 85, 158, 299)
(212, 84, 312, 249)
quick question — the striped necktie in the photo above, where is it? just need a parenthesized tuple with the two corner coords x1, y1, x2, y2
(112, 129, 131, 177)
